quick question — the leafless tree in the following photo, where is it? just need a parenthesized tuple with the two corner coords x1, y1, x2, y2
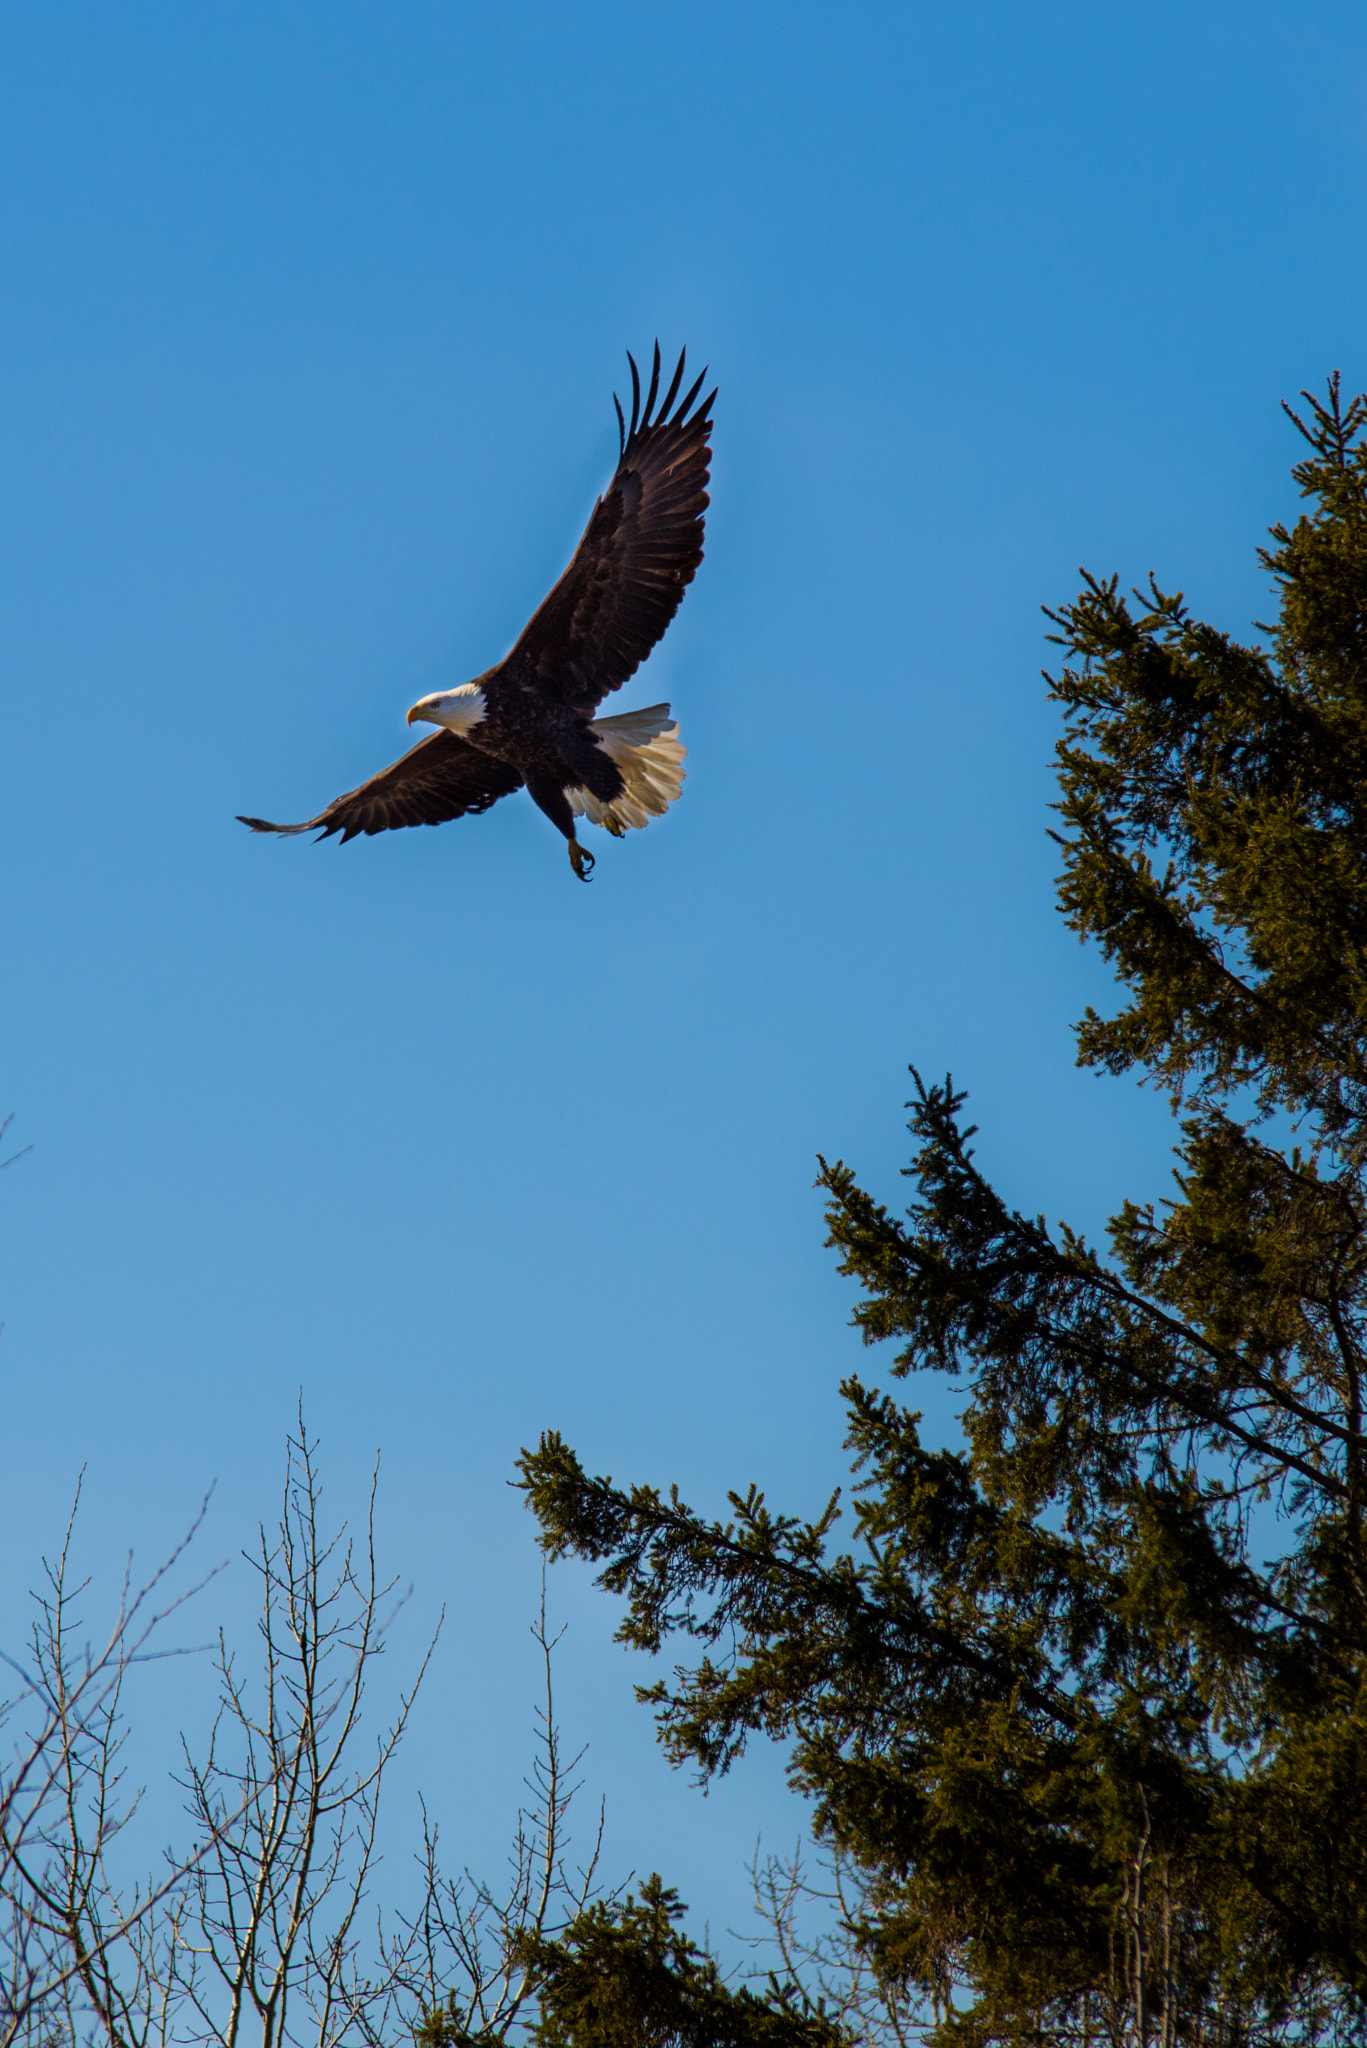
(170, 1414, 438, 2048)
(739, 1842, 924, 2048)
(0, 1115, 32, 1176)
(385, 1583, 607, 2048)
(0, 1110, 31, 1346)
(2, 1418, 607, 2048)
(0, 1479, 222, 2048)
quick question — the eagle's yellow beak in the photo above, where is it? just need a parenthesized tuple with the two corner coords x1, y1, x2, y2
(406, 704, 423, 726)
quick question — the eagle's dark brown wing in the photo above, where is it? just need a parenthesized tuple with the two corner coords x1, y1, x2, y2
(506, 344, 715, 716)
(238, 730, 525, 843)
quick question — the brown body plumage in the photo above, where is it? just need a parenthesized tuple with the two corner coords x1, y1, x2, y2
(239, 345, 715, 880)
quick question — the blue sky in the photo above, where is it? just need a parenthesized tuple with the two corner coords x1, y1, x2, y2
(3, 0, 1366, 1960)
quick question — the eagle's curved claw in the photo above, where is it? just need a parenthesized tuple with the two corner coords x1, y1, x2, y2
(568, 840, 595, 882)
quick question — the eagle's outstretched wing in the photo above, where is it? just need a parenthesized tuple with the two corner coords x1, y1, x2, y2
(506, 344, 715, 716)
(238, 730, 525, 843)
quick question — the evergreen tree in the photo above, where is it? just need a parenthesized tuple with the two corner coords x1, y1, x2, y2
(519, 379, 1367, 2047)
(522, 1874, 843, 2048)
(421, 1874, 843, 2048)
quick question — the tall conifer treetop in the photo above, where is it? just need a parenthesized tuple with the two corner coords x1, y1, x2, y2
(520, 380, 1367, 2047)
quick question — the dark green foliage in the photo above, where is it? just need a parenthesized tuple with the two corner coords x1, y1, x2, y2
(420, 1875, 844, 2048)
(519, 379, 1367, 2045)
(522, 1875, 843, 2048)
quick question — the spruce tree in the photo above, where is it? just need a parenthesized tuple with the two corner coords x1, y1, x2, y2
(519, 379, 1367, 2046)
(420, 1875, 843, 2047)
(521, 1875, 843, 2048)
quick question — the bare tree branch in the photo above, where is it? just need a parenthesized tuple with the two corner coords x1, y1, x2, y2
(3, 1425, 602, 2048)
(0, 1478, 227, 2048)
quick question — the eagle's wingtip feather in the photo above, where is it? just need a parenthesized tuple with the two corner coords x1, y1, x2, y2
(659, 347, 686, 422)
(237, 813, 315, 838)
(626, 350, 641, 438)
(642, 341, 662, 429)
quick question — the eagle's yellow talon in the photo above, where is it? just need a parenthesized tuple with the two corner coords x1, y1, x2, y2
(569, 841, 595, 882)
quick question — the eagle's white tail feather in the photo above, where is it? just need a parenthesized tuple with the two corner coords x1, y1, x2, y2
(565, 703, 686, 835)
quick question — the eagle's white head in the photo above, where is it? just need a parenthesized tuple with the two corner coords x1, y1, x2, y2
(407, 684, 488, 734)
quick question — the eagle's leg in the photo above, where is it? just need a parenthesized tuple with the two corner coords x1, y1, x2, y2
(525, 773, 596, 883)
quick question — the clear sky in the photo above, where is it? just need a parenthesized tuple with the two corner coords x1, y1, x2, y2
(3, 0, 1367, 1963)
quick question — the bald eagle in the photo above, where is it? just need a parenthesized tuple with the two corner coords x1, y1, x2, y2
(238, 345, 715, 881)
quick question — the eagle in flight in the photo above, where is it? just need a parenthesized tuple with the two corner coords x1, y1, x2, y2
(239, 345, 715, 881)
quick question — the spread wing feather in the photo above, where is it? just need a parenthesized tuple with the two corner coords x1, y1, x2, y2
(238, 730, 524, 843)
(506, 343, 715, 715)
